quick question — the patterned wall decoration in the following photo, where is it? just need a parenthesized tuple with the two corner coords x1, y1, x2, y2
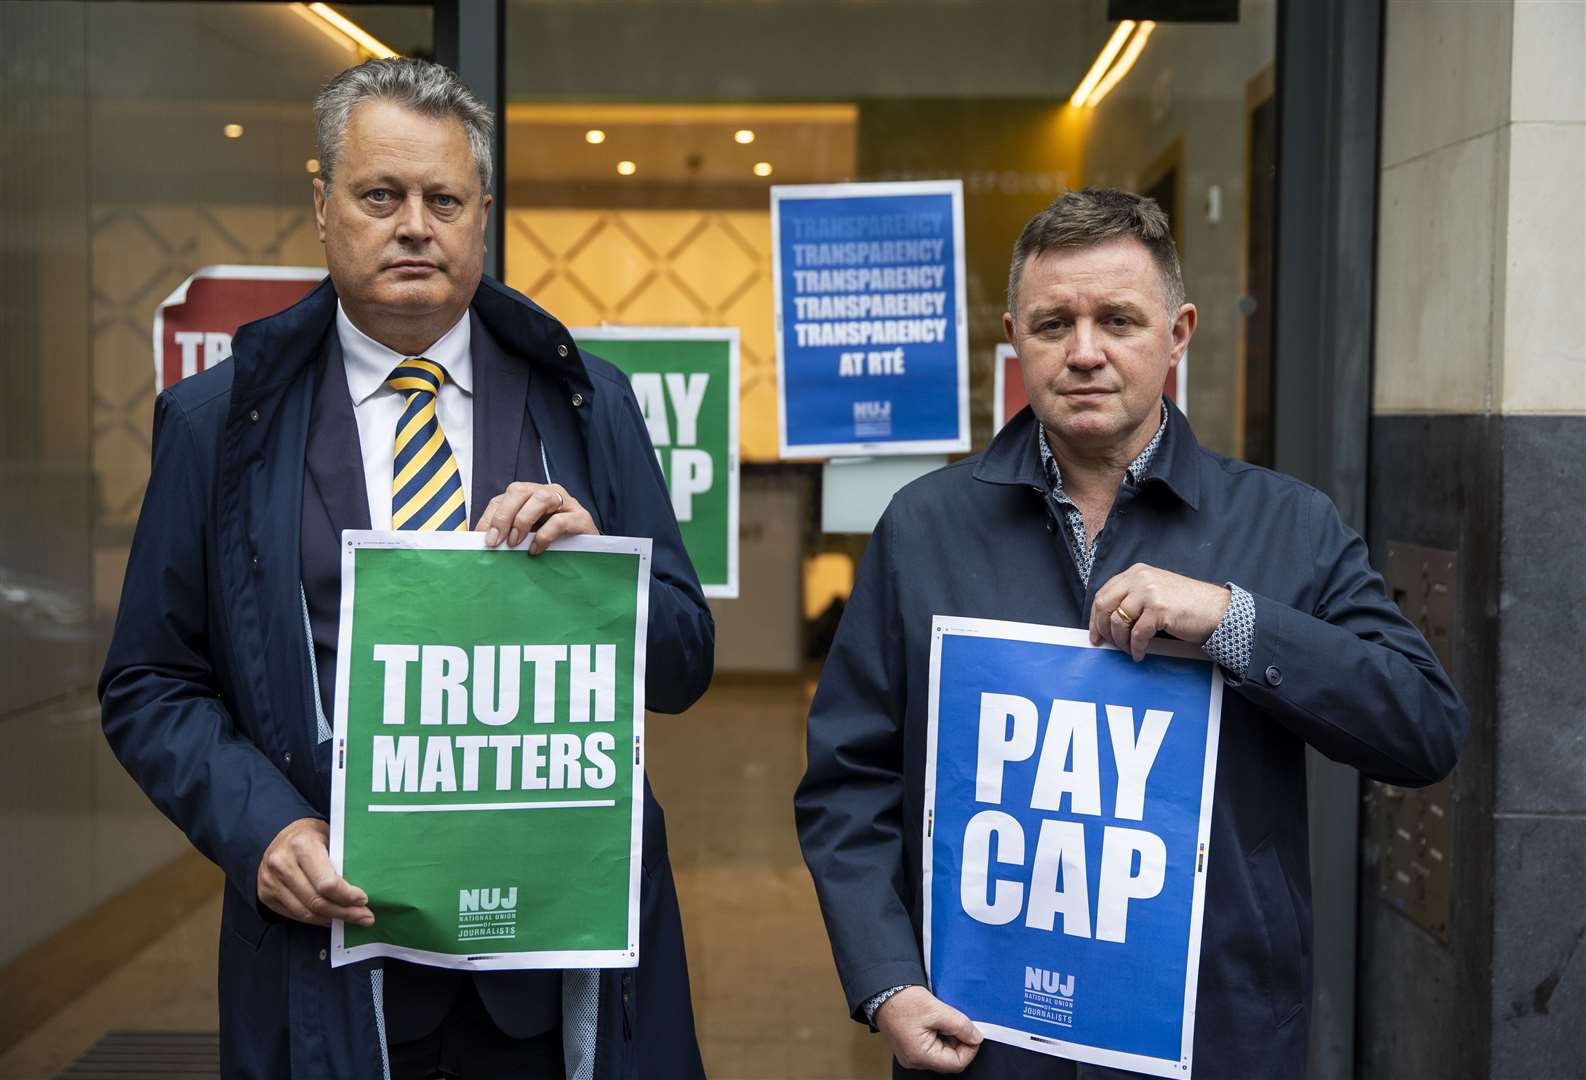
(89, 201, 780, 613)
(504, 209, 779, 462)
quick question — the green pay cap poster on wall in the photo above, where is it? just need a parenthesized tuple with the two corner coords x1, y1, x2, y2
(329, 531, 650, 971)
(573, 327, 740, 598)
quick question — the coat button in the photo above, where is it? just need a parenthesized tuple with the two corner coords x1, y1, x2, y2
(319, 948, 328, 961)
(557, 344, 569, 357)
(283, 751, 292, 765)
(571, 393, 584, 407)
(251, 555, 260, 570)
(249, 409, 260, 422)
(1265, 665, 1283, 687)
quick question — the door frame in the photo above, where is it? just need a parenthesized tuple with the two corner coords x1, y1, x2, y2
(1272, 1, 1385, 1076)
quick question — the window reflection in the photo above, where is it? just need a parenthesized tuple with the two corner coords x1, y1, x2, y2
(503, 0, 1276, 462)
(0, 0, 431, 969)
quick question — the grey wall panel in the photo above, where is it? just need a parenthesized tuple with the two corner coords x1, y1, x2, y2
(1360, 413, 1501, 1080)
(1495, 416, 1586, 816)
(1489, 814, 1586, 1076)
(1487, 415, 1586, 1074)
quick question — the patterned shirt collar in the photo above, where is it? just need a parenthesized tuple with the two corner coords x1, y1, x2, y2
(1037, 402, 1168, 502)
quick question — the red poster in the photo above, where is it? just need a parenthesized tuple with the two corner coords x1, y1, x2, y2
(992, 344, 1188, 433)
(154, 265, 326, 391)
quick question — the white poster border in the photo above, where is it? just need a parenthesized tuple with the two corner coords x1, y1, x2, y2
(922, 614, 1223, 1079)
(571, 325, 740, 599)
(993, 343, 1016, 432)
(329, 529, 651, 972)
(771, 179, 971, 459)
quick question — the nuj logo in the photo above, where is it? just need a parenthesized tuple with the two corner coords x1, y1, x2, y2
(458, 887, 518, 914)
(1025, 966, 1075, 998)
(853, 400, 892, 421)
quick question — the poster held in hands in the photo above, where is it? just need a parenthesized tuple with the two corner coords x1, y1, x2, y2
(329, 531, 650, 971)
(923, 617, 1222, 1077)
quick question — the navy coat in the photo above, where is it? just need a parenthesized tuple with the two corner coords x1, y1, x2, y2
(100, 276, 713, 1079)
(795, 403, 1466, 1080)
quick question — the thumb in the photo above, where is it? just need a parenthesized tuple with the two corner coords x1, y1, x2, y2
(931, 1001, 983, 1046)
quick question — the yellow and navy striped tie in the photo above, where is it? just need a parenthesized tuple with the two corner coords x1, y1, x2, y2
(387, 358, 468, 531)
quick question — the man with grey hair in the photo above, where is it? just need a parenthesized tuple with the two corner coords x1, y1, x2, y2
(796, 188, 1465, 1078)
(102, 57, 712, 1079)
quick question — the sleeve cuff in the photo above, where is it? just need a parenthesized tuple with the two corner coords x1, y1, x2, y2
(1202, 583, 1255, 682)
(863, 984, 918, 1029)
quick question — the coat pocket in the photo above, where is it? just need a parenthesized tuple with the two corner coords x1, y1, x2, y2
(222, 885, 274, 951)
(1246, 836, 1304, 1026)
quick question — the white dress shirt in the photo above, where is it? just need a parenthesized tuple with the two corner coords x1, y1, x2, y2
(337, 302, 474, 530)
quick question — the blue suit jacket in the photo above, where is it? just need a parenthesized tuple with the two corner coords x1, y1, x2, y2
(100, 276, 713, 1079)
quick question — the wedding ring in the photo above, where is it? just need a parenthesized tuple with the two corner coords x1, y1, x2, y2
(1114, 606, 1136, 627)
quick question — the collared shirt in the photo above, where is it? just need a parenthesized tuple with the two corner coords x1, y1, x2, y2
(1035, 405, 1254, 680)
(337, 301, 474, 529)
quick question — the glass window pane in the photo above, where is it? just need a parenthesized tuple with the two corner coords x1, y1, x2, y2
(0, 0, 431, 970)
(503, 0, 1276, 464)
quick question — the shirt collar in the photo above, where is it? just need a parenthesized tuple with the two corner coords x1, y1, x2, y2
(336, 301, 473, 405)
(1037, 402, 1168, 500)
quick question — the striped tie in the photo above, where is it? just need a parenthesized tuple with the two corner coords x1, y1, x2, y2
(387, 359, 468, 532)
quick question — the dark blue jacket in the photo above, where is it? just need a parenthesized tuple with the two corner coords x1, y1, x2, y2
(795, 403, 1465, 1080)
(99, 276, 713, 1079)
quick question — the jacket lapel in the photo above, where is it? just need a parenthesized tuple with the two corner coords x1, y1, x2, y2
(470, 309, 530, 521)
(304, 333, 372, 537)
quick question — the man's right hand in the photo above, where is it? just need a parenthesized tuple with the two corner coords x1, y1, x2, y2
(874, 986, 983, 1073)
(257, 818, 374, 927)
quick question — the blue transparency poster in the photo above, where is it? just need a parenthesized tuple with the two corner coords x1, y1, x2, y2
(772, 181, 969, 458)
(923, 618, 1223, 1078)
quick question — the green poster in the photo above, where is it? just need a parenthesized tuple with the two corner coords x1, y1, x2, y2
(329, 531, 649, 971)
(573, 327, 740, 598)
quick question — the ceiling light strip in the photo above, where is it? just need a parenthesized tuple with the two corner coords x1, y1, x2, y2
(1084, 20, 1155, 108)
(1068, 21, 1136, 108)
(289, 3, 399, 59)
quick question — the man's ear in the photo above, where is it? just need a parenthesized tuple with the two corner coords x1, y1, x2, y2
(1168, 303, 1197, 369)
(312, 177, 329, 243)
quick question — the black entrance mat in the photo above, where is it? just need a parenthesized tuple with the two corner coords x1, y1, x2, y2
(56, 1031, 219, 1078)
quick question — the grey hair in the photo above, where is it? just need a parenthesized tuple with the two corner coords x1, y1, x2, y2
(314, 57, 495, 196)
(1006, 188, 1185, 316)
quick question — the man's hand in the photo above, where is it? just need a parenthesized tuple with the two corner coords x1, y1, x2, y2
(1090, 563, 1231, 661)
(874, 987, 983, 1074)
(257, 818, 374, 927)
(477, 481, 599, 554)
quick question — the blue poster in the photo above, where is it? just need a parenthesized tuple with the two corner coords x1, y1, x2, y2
(772, 181, 969, 458)
(924, 618, 1223, 1078)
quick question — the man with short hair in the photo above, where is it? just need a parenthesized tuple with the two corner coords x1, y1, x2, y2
(795, 188, 1465, 1078)
(101, 57, 711, 1079)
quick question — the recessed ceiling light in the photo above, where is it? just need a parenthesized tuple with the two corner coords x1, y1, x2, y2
(585, 129, 606, 144)
(734, 129, 755, 145)
(616, 160, 637, 176)
(223, 123, 244, 139)
(305, 158, 321, 174)
(753, 161, 773, 177)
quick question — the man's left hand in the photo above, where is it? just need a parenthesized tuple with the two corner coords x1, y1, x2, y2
(1090, 563, 1230, 661)
(476, 482, 599, 554)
